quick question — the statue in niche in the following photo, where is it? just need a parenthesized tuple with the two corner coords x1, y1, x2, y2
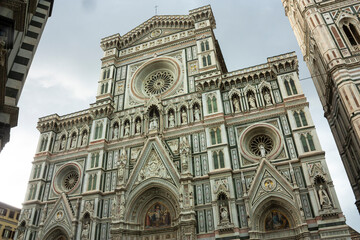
(71, 134, 76, 148)
(194, 106, 201, 121)
(124, 122, 130, 136)
(263, 90, 272, 105)
(181, 109, 187, 124)
(149, 117, 158, 130)
(248, 94, 256, 109)
(233, 97, 241, 112)
(135, 119, 141, 134)
(220, 205, 229, 223)
(318, 185, 332, 208)
(113, 124, 119, 139)
(168, 111, 175, 128)
(259, 144, 266, 158)
(81, 132, 88, 146)
(117, 149, 127, 183)
(60, 137, 66, 150)
(81, 222, 89, 240)
(111, 198, 116, 217)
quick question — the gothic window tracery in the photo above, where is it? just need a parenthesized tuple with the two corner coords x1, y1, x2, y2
(294, 110, 308, 127)
(90, 153, 100, 168)
(340, 19, 360, 47)
(33, 165, 41, 179)
(28, 184, 37, 200)
(210, 127, 221, 145)
(202, 55, 212, 67)
(94, 121, 103, 139)
(201, 40, 210, 52)
(87, 174, 97, 191)
(207, 94, 218, 114)
(40, 135, 48, 152)
(300, 133, 315, 152)
(213, 150, 225, 169)
(284, 78, 297, 96)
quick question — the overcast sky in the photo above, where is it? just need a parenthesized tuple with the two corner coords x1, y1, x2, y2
(0, 0, 359, 231)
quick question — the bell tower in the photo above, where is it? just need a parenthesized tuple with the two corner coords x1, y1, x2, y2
(282, 0, 360, 213)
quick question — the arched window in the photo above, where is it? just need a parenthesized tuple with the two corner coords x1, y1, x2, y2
(95, 153, 100, 167)
(213, 152, 219, 169)
(212, 96, 218, 112)
(207, 95, 218, 114)
(203, 56, 207, 67)
(105, 82, 109, 93)
(87, 175, 93, 191)
(201, 42, 205, 52)
(284, 80, 292, 96)
(106, 69, 110, 78)
(219, 151, 225, 168)
(290, 78, 298, 94)
(294, 112, 301, 127)
(91, 154, 95, 168)
(95, 122, 103, 139)
(307, 133, 316, 151)
(343, 22, 360, 46)
(102, 70, 106, 80)
(205, 40, 209, 50)
(92, 174, 97, 190)
(211, 129, 216, 145)
(207, 55, 212, 65)
(210, 127, 222, 145)
(216, 128, 221, 144)
(300, 110, 308, 126)
(300, 134, 309, 152)
(207, 97, 213, 114)
(101, 84, 105, 94)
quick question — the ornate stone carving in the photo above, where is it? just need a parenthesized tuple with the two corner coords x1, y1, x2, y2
(213, 179, 229, 195)
(180, 136, 190, 172)
(136, 151, 171, 183)
(167, 139, 179, 154)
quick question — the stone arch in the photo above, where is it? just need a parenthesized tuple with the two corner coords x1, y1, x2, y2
(124, 180, 180, 236)
(251, 197, 305, 239)
(43, 226, 70, 240)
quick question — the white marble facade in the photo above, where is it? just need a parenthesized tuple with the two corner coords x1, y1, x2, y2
(18, 5, 352, 240)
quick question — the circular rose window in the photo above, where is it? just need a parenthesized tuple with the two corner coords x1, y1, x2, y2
(53, 163, 81, 194)
(249, 134, 274, 156)
(144, 70, 174, 95)
(239, 123, 283, 161)
(63, 171, 79, 190)
(130, 57, 182, 100)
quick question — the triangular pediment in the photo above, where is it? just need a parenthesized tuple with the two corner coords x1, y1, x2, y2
(126, 136, 180, 192)
(42, 193, 74, 238)
(118, 15, 194, 49)
(248, 158, 294, 207)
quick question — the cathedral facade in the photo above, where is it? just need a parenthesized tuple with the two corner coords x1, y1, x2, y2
(18, 5, 352, 240)
(281, 0, 360, 213)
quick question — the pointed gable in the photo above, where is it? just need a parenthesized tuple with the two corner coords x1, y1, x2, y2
(126, 136, 180, 192)
(248, 158, 294, 207)
(42, 193, 75, 238)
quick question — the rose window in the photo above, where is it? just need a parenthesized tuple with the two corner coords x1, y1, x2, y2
(249, 134, 274, 156)
(63, 171, 79, 190)
(53, 163, 81, 194)
(144, 70, 175, 96)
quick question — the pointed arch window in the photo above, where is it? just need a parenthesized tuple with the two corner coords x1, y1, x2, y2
(91, 154, 95, 168)
(284, 80, 292, 96)
(300, 133, 316, 152)
(201, 42, 205, 52)
(207, 55, 212, 65)
(210, 127, 222, 145)
(102, 70, 106, 80)
(290, 78, 298, 94)
(207, 94, 218, 114)
(202, 56, 207, 67)
(300, 110, 308, 126)
(294, 112, 301, 127)
(307, 133, 316, 151)
(342, 22, 360, 46)
(213, 150, 225, 169)
(94, 122, 103, 139)
(87, 175, 93, 191)
(205, 40, 210, 50)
